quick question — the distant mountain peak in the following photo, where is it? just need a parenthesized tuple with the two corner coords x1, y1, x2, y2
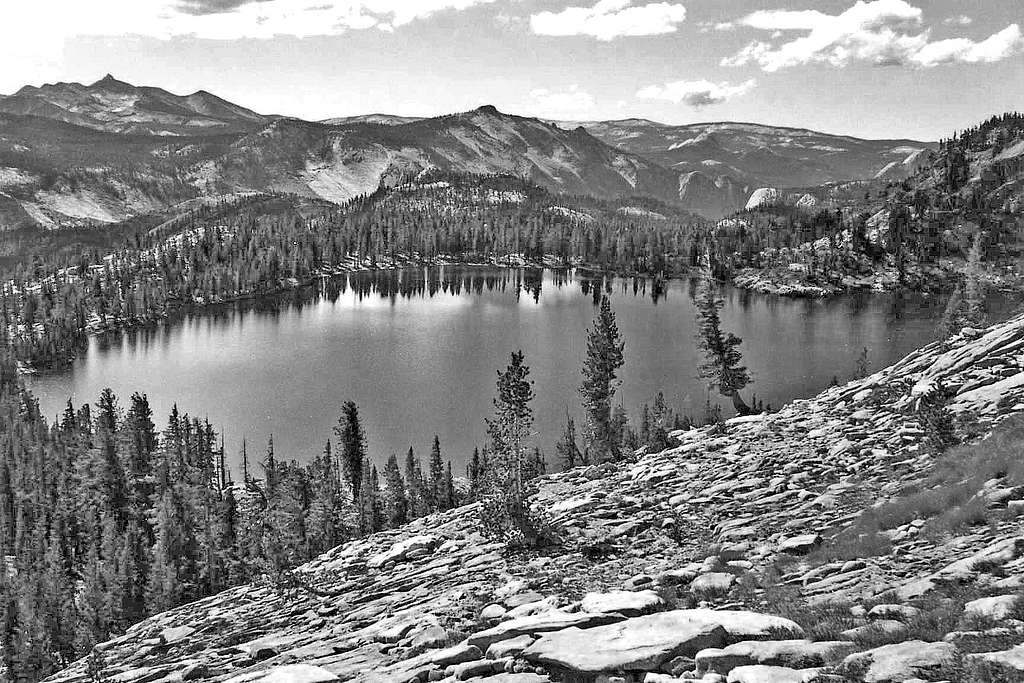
(91, 74, 134, 90)
(474, 104, 501, 116)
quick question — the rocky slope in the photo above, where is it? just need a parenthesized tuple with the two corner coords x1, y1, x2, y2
(0, 75, 268, 136)
(0, 76, 945, 230)
(211, 107, 681, 206)
(43, 313, 1024, 683)
(0, 92, 684, 229)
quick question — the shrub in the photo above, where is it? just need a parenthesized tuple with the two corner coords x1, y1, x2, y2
(478, 491, 560, 550)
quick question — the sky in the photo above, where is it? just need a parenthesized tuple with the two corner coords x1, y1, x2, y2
(2, 0, 1023, 140)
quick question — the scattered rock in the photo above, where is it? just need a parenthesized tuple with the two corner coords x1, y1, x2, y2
(427, 642, 483, 667)
(778, 534, 821, 555)
(696, 640, 856, 674)
(964, 594, 1021, 622)
(486, 635, 535, 660)
(690, 573, 736, 596)
(468, 612, 623, 651)
(481, 604, 508, 621)
(522, 610, 803, 675)
(841, 640, 957, 682)
(579, 590, 665, 616)
(159, 626, 195, 645)
(367, 535, 438, 569)
(225, 664, 339, 683)
(725, 665, 821, 683)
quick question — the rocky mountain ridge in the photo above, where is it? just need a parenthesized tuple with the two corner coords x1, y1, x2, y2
(43, 313, 1024, 682)
(0, 75, 268, 136)
(551, 119, 935, 218)
(211, 107, 682, 206)
(0, 76, 947, 229)
(0, 101, 684, 229)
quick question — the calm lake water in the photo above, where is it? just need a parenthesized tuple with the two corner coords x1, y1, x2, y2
(25, 268, 1019, 474)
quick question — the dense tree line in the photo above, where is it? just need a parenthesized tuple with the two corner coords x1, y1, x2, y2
(0, 358, 461, 682)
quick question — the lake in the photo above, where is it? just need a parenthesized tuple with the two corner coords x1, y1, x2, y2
(25, 267, 1017, 475)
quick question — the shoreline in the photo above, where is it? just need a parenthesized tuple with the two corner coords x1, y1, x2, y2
(21, 252, 1016, 375)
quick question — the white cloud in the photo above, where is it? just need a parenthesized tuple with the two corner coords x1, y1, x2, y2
(721, 0, 1023, 71)
(530, 0, 686, 41)
(528, 85, 596, 117)
(0, 0, 499, 91)
(697, 20, 734, 33)
(912, 23, 1023, 66)
(943, 15, 973, 28)
(636, 78, 755, 106)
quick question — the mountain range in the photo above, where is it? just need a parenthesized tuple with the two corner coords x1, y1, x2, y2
(0, 75, 939, 229)
(0, 74, 267, 136)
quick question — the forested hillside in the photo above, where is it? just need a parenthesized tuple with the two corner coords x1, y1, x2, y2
(719, 113, 1024, 296)
(0, 350, 477, 681)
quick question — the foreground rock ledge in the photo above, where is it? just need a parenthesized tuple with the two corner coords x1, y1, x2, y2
(521, 609, 803, 673)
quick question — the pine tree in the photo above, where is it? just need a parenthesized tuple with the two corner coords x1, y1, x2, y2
(695, 266, 752, 415)
(146, 487, 184, 614)
(335, 401, 367, 501)
(383, 454, 408, 528)
(403, 447, 422, 519)
(443, 461, 456, 510)
(479, 351, 550, 548)
(579, 295, 625, 462)
(854, 347, 871, 380)
(357, 460, 381, 535)
(89, 389, 127, 519)
(306, 441, 348, 557)
(645, 392, 673, 452)
(428, 435, 444, 512)
(240, 438, 250, 484)
(466, 447, 482, 500)
(554, 412, 582, 469)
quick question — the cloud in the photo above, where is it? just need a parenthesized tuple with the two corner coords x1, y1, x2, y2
(0, 0, 502, 91)
(636, 78, 755, 106)
(943, 15, 972, 27)
(1, 0, 500, 47)
(721, 0, 1023, 71)
(530, 0, 686, 41)
(697, 20, 734, 33)
(528, 85, 596, 117)
(911, 23, 1023, 66)
(175, 0, 273, 15)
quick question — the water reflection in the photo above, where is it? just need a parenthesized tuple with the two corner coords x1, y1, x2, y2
(26, 266, 1018, 473)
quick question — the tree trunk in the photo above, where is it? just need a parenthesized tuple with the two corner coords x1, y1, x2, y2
(729, 389, 751, 416)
